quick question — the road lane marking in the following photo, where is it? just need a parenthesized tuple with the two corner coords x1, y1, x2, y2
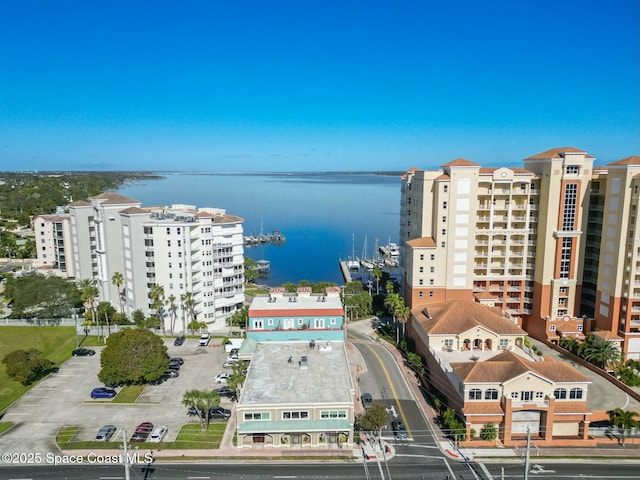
(364, 343, 413, 438)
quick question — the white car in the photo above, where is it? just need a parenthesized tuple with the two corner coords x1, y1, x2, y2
(214, 373, 230, 384)
(198, 332, 211, 347)
(149, 425, 168, 443)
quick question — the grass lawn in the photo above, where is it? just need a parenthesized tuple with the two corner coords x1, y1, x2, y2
(57, 422, 227, 450)
(0, 421, 14, 435)
(0, 326, 78, 412)
(113, 384, 146, 403)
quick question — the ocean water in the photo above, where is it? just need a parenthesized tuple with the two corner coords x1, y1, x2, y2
(117, 173, 401, 285)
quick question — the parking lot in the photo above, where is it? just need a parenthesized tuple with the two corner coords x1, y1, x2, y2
(0, 336, 236, 454)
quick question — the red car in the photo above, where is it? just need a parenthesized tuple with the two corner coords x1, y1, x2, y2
(130, 422, 153, 442)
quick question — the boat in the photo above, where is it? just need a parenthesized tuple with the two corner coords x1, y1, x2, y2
(387, 242, 400, 257)
(346, 233, 360, 270)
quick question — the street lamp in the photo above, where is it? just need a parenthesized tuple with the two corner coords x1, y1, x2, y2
(72, 309, 79, 349)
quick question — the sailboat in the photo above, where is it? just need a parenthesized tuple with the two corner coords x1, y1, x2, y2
(346, 233, 360, 270)
(360, 234, 375, 270)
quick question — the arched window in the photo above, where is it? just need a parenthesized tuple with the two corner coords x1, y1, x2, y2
(485, 388, 499, 400)
(469, 389, 482, 400)
(554, 388, 567, 399)
(569, 388, 583, 400)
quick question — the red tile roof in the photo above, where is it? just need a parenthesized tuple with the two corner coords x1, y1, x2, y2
(406, 237, 437, 248)
(442, 158, 481, 167)
(608, 155, 640, 166)
(524, 147, 592, 160)
(91, 192, 140, 205)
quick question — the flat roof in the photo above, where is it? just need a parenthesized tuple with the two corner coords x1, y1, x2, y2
(249, 293, 343, 316)
(240, 341, 353, 406)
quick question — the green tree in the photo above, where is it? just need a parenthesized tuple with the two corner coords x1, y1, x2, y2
(396, 304, 411, 342)
(244, 257, 259, 283)
(148, 284, 166, 335)
(227, 361, 249, 397)
(4, 273, 80, 318)
(78, 278, 99, 328)
(608, 408, 640, 446)
(480, 423, 498, 441)
(132, 309, 146, 326)
(182, 389, 221, 431)
(111, 271, 124, 314)
(228, 306, 248, 329)
(371, 267, 383, 295)
(2, 348, 54, 385)
(98, 328, 169, 386)
(582, 333, 622, 370)
(357, 403, 387, 434)
(407, 352, 425, 376)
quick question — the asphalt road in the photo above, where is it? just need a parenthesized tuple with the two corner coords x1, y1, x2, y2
(1, 460, 640, 480)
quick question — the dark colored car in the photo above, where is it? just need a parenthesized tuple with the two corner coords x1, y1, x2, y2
(173, 336, 185, 346)
(95, 424, 117, 441)
(91, 387, 117, 399)
(130, 422, 154, 442)
(392, 419, 408, 440)
(72, 348, 96, 357)
(162, 370, 179, 378)
(168, 361, 181, 371)
(361, 392, 373, 408)
(171, 357, 184, 365)
(215, 386, 236, 399)
(208, 407, 232, 419)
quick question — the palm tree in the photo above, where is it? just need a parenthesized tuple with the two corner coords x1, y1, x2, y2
(166, 294, 177, 335)
(148, 284, 166, 335)
(182, 291, 197, 335)
(582, 334, 622, 370)
(384, 290, 404, 343)
(182, 389, 221, 431)
(608, 408, 639, 446)
(111, 271, 124, 314)
(78, 278, 99, 333)
(371, 267, 383, 295)
(397, 304, 411, 342)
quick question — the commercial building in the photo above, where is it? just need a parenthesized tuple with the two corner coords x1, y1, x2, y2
(400, 148, 640, 359)
(409, 300, 593, 446)
(39, 193, 245, 331)
(235, 286, 354, 449)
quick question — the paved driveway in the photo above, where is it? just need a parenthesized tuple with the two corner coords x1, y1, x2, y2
(0, 336, 234, 457)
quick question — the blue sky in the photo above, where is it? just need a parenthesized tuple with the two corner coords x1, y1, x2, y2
(0, 1, 637, 172)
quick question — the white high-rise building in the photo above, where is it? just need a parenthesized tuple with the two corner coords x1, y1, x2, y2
(64, 193, 245, 331)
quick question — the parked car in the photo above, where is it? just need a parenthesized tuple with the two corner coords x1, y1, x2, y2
(173, 336, 185, 346)
(168, 361, 181, 371)
(208, 407, 232, 419)
(392, 419, 408, 440)
(163, 370, 179, 378)
(149, 425, 168, 443)
(215, 386, 236, 398)
(72, 348, 95, 357)
(95, 424, 117, 441)
(214, 373, 230, 384)
(90, 387, 117, 399)
(130, 422, 154, 442)
(223, 359, 239, 369)
(170, 357, 184, 365)
(361, 392, 373, 408)
(226, 354, 239, 362)
(198, 332, 211, 347)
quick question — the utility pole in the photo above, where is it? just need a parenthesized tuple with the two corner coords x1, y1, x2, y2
(523, 427, 531, 480)
(122, 428, 130, 480)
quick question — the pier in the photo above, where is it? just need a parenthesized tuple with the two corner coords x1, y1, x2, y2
(244, 230, 286, 247)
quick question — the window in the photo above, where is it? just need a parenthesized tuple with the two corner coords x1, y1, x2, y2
(510, 392, 519, 399)
(569, 388, 583, 399)
(577, 325, 583, 331)
(320, 410, 346, 418)
(444, 339, 453, 348)
(253, 319, 264, 329)
(535, 391, 544, 399)
(282, 411, 309, 420)
(419, 254, 424, 260)
(559, 286, 567, 294)
(429, 291, 434, 298)
(443, 185, 448, 192)
(469, 389, 482, 400)
(520, 183, 527, 191)
(429, 279, 434, 285)
(554, 388, 567, 399)
(549, 325, 556, 331)
(561, 183, 577, 231)
(441, 242, 446, 248)
(442, 216, 447, 223)
(430, 266, 435, 273)
(499, 339, 508, 349)
(443, 201, 447, 209)
(430, 254, 435, 261)
(419, 266, 424, 273)
(167, 240, 171, 247)
(166, 228, 170, 234)
(441, 229, 446, 235)
(521, 391, 533, 402)
(244, 412, 270, 420)
(418, 291, 423, 298)
(419, 279, 424, 285)
(566, 165, 579, 174)
(485, 388, 499, 400)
